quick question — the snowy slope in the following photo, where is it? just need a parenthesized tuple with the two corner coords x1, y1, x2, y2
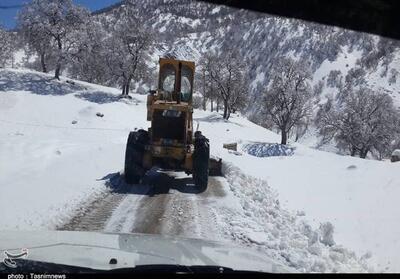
(1, 69, 399, 272)
(0, 69, 148, 229)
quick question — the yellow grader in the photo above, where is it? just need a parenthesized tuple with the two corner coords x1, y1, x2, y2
(124, 58, 222, 187)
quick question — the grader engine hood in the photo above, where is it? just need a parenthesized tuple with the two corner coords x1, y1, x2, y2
(152, 108, 186, 143)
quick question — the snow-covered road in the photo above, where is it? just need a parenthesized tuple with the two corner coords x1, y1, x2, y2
(59, 171, 225, 239)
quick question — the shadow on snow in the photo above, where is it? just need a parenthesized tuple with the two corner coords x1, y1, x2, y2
(74, 91, 124, 104)
(98, 168, 207, 196)
(74, 91, 141, 105)
(0, 71, 85, 96)
(0, 70, 141, 105)
(194, 113, 243, 127)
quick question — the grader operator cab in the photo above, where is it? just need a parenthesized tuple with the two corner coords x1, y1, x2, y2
(124, 58, 222, 187)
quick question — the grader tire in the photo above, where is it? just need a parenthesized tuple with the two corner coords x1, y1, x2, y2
(124, 130, 149, 184)
(193, 133, 210, 188)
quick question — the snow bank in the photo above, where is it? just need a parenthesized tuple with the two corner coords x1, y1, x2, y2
(221, 162, 371, 272)
(197, 111, 400, 272)
(223, 144, 400, 272)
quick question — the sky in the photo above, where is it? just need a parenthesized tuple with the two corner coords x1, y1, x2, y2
(0, 0, 121, 30)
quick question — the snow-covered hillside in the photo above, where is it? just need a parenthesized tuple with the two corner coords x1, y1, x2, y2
(1, 69, 400, 272)
(93, 0, 400, 108)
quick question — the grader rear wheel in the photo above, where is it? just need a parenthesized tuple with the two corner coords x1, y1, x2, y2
(124, 129, 149, 184)
(193, 132, 210, 188)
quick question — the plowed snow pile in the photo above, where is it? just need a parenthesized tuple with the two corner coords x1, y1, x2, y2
(1, 69, 400, 272)
(221, 163, 370, 272)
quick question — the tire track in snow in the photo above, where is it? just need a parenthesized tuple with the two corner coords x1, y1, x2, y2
(140, 176, 227, 239)
(57, 190, 126, 231)
(57, 174, 148, 232)
(58, 171, 227, 241)
(129, 193, 170, 234)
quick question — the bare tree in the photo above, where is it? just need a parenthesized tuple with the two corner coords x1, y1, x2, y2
(195, 61, 210, 111)
(202, 50, 248, 119)
(196, 55, 223, 111)
(263, 58, 313, 145)
(316, 88, 400, 158)
(17, 0, 90, 79)
(103, 8, 153, 97)
(0, 27, 13, 68)
(68, 20, 110, 84)
(17, 14, 52, 73)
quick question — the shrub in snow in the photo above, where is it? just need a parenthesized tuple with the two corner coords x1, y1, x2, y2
(319, 222, 335, 247)
(242, 142, 294, 157)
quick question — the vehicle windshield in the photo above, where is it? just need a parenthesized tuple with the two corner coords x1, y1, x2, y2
(160, 64, 176, 93)
(158, 62, 193, 102)
(1, 0, 399, 275)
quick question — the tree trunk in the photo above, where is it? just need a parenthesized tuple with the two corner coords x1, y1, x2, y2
(281, 129, 288, 145)
(223, 100, 228, 119)
(40, 53, 47, 73)
(350, 146, 357, 157)
(226, 105, 231, 120)
(54, 65, 61, 80)
(126, 77, 131, 96)
(295, 131, 300, 142)
(121, 84, 126, 96)
(55, 38, 62, 80)
(210, 99, 214, 112)
(202, 71, 206, 111)
(359, 148, 369, 159)
(216, 98, 219, 112)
